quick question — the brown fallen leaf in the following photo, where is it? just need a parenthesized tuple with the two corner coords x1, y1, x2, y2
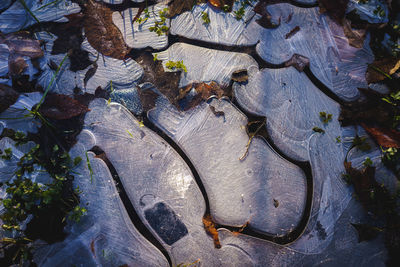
(342, 18, 367, 49)
(0, 84, 19, 113)
(361, 123, 400, 148)
(177, 81, 225, 110)
(284, 53, 310, 72)
(202, 214, 221, 248)
(339, 88, 397, 129)
(134, 52, 181, 108)
(83, 0, 130, 59)
(319, 0, 350, 24)
(254, 1, 280, 29)
(169, 0, 201, 17)
(344, 161, 381, 215)
(0, 32, 44, 76)
(285, 26, 300, 39)
(208, 0, 234, 9)
(83, 62, 98, 88)
(39, 94, 89, 120)
(366, 57, 400, 83)
(52, 13, 92, 72)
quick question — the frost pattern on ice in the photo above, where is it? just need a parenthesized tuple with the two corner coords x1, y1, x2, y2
(76, 39, 143, 94)
(256, 4, 374, 101)
(218, 197, 387, 266)
(36, 32, 144, 95)
(33, 148, 169, 267)
(234, 66, 342, 162)
(0, 0, 80, 34)
(170, 3, 261, 46)
(73, 98, 257, 265)
(148, 97, 307, 236)
(157, 43, 258, 88)
(112, 3, 169, 50)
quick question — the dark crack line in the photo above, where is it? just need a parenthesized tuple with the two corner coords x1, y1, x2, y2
(142, 107, 313, 245)
(89, 146, 173, 267)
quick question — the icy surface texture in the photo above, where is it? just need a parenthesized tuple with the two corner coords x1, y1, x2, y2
(112, 3, 169, 50)
(36, 32, 143, 95)
(0, 92, 42, 134)
(0, 0, 12, 11)
(0, 43, 9, 77)
(76, 39, 143, 94)
(170, 3, 261, 46)
(157, 43, 258, 88)
(289, 133, 350, 254)
(0, 0, 81, 34)
(256, 3, 374, 101)
(234, 66, 342, 162)
(148, 97, 307, 236)
(34, 148, 169, 267)
(35, 32, 77, 95)
(74, 98, 255, 265)
(347, 0, 389, 24)
(218, 197, 387, 266)
(107, 82, 143, 115)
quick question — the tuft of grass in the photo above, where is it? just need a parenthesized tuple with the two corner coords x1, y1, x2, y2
(85, 151, 94, 183)
(201, 12, 210, 25)
(165, 60, 187, 72)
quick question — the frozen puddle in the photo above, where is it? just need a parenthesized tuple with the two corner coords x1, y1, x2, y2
(149, 97, 307, 236)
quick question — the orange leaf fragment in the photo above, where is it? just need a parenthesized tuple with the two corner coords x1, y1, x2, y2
(202, 214, 221, 249)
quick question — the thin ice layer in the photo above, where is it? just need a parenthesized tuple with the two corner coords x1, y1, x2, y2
(36, 32, 143, 95)
(256, 3, 374, 101)
(170, 3, 261, 46)
(234, 66, 342, 162)
(148, 97, 307, 236)
(218, 197, 386, 266)
(0, 92, 42, 134)
(36, 32, 77, 95)
(33, 148, 169, 267)
(0, 0, 80, 34)
(78, 98, 252, 265)
(76, 38, 143, 94)
(157, 43, 258, 88)
(112, 3, 169, 50)
(347, 0, 389, 24)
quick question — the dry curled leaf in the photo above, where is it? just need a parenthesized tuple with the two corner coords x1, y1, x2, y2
(0, 32, 44, 76)
(361, 123, 400, 148)
(177, 81, 225, 110)
(0, 84, 19, 113)
(39, 94, 89, 120)
(83, 0, 130, 59)
(202, 214, 221, 249)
